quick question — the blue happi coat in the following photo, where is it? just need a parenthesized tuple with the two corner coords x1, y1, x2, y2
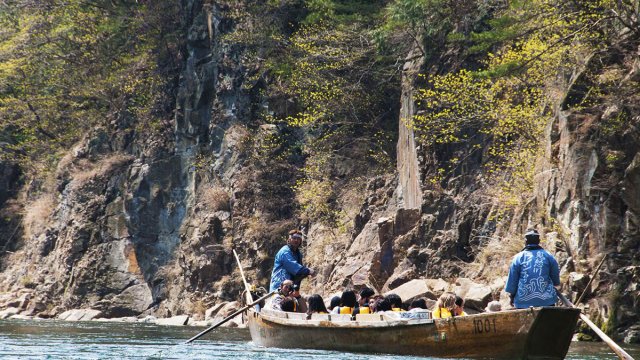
(505, 245, 560, 308)
(269, 245, 309, 292)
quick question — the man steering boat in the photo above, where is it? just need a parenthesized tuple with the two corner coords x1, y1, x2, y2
(269, 229, 315, 292)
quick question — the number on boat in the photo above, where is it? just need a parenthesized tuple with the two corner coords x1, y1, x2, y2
(472, 318, 497, 334)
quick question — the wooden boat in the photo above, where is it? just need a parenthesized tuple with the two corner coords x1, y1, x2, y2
(247, 306, 581, 359)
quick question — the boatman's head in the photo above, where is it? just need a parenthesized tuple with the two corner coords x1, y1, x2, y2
(287, 229, 303, 249)
(524, 229, 540, 245)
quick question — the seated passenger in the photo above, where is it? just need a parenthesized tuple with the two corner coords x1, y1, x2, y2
(307, 294, 329, 316)
(328, 295, 341, 312)
(280, 296, 296, 312)
(331, 290, 357, 315)
(386, 293, 404, 311)
(409, 298, 428, 311)
(485, 300, 502, 312)
(353, 287, 375, 315)
(290, 283, 308, 313)
(433, 292, 456, 319)
(270, 280, 294, 311)
(454, 295, 467, 316)
(371, 297, 392, 313)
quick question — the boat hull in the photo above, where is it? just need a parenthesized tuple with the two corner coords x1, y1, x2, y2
(247, 307, 580, 359)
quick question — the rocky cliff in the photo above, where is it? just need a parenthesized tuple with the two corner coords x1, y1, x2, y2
(0, 0, 638, 342)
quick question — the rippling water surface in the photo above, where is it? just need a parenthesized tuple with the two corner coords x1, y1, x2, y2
(1, 319, 638, 359)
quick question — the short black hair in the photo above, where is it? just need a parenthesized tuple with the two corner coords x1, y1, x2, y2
(410, 298, 427, 310)
(341, 290, 357, 308)
(385, 293, 403, 309)
(307, 294, 328, 314)
(329, 296, 341, 310)
(455, 295, 464, 307)
(359, 287, 375, 298)
(374, 297, 392, 312)
(525, 229, 540, 244)
(280, 297, 295, 312)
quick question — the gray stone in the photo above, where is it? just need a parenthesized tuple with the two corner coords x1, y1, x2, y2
(624, 329, 640, 344)
(211, 301, 242, 327)
(8, 314, 33, 320)
(424, 279, 450, 294)
(58, 309, 103, 321)
(155, 315, 189, 326)
(385, 279, 439, 304)
(204, 302, 227, 320)
(0, 307, 21, 319)
(187, 319, 210, 327)
(569, 272, 590, 296)
(138, 315, 157, 323)
(110, 283, 154, 315)
(92, 316, 137, 322)
(454, 278, 492, 311)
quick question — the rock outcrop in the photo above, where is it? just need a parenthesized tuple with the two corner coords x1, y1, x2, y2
(0, 0, 637, 344)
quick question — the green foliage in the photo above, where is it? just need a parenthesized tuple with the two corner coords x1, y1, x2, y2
(0, 1, 180, 173)
(376, 0, 499, 57)
(410, 0, 621, 206)
(258, 1, 396, 225)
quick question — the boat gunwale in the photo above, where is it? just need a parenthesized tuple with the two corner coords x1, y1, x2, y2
(249, 306, 579, 329)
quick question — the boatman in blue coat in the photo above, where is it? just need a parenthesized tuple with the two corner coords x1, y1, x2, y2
(505, 229, 560, 309)
(269, 229, 315, 292)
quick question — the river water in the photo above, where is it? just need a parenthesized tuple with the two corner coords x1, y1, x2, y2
(1, 319, 638, 359)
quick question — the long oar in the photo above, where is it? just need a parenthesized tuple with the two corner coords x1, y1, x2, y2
(558, 292, 633, 360)
(233, 249, 254, 304)
(575, 253, 607, 306)
(185, 290, 275, 344)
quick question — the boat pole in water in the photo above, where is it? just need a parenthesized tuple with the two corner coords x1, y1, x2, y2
(558, 293, 634, 360)
(186, 249, 274, 344)
(575, 253, 607, 306)
(185, 290, 275, 344)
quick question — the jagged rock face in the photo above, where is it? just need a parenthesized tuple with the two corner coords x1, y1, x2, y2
(0, 161, 19, 208)
(0, 2, 637, 345)
(534, 45, 640, 340)
(0, 0, 256, 318)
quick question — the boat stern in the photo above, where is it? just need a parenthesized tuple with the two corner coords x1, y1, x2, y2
(523, 307, 581, 360)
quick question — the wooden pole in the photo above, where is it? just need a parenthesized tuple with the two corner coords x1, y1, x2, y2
(233, 249, 253, 304)
(575, 253, 607, 306)
(185, 291, 275, 344)
(558, 292, 634, 360)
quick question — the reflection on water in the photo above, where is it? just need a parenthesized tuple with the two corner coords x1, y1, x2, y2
(1, 319, 638, 359)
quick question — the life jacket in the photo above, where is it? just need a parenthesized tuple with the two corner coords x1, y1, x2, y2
(391, 307, 403, 312)
(433, 307, 453, 319)
(339, 306, 353, 315)
(359, 306, 371, 314)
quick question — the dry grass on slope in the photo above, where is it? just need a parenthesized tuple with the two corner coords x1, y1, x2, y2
(22, 194, 56, 241)
(469, 233, 523, 280)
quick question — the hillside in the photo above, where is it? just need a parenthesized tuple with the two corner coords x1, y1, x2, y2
(0, 0, 638, 341)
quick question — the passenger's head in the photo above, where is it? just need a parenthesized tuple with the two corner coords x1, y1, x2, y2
(436, 292, 457, 312)
(372, 297, 392, 312)
(328, 296, 341, 310)
(307, 294, 328, 314)
(485, 300, 502, 312)
(454, 295, 465, 315)
(524, 229, 540, 245)
(386, 293, 403, 310)
(341, 290, 357, 308)
(409, 298, 427, 310)
(280, 296, 296, 312)
(359, 287, 375, 305)
(287, 229, 303, 249)
(279, 279, 294, 296)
